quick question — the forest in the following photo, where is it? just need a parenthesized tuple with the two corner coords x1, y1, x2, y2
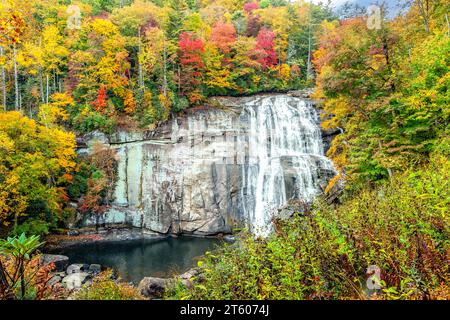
(0, 0, 449, 301)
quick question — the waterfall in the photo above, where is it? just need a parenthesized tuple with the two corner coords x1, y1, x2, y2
(239, 96, 335, 236)
(81, 94, 335, 237)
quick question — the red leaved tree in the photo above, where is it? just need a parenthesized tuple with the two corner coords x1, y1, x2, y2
(91, 85, 107, 112)
(210, 23, 237, 55)
(178, 32, 205, 100)
(244, 2, 259, 14)
(255, 28, 277, 69)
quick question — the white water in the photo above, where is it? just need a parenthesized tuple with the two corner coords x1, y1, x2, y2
(239, 95, 335, 236)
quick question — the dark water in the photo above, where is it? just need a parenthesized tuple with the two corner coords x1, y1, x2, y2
(55, 237, 220, 284)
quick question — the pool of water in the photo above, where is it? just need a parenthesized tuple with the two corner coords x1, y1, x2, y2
(54, 236, 220, 284)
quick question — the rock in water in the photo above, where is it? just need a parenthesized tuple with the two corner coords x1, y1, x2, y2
(80, 95, 335, 236)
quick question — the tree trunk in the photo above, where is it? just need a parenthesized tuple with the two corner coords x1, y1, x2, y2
(446, 14, 449, 37)
(177, 65, 181, 94)
(306, 1, 313, 80)
(0, 46, 5, 110)
(163, 35, 167, 96)
(0, 260, 8, 289)
(138, 28, 143, 88)
(13, 44, 19, 111)
(39, 70, 44, 103)
(46, 74, 49, 104)
(417, 0, 430, 33)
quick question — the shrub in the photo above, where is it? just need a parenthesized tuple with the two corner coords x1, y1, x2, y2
(174, 154, 449, 300)
(74, 270, 145, 300)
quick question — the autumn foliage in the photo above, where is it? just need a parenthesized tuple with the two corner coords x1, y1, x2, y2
(78, 143, 118, 217)
(179, 32, 205, 101)
(0, 0, 325, 131)
(91, 85, 107, 112)
(255, 28, 277, 69)
(0, 111, 76, 234)
(210, 23, 237, 55)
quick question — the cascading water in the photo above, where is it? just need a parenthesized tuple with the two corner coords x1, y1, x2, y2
(81, 94, 335, 237)
(239, 96, 335, 236)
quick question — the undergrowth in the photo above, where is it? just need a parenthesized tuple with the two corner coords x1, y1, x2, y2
(170, 154, 449, 300)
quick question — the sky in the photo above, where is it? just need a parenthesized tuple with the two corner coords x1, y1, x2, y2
(309, 0, 402, 18)
(310, 0, 397, 6)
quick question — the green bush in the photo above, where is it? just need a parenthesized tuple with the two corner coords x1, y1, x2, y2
(174, 154, 449, 300)
(14, 219, 50, 236)
(71, 108, 116, 134)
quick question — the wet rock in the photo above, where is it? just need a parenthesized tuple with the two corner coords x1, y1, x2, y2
(181, 216, 230, 235)
(138, 277, 174, 299)
(62, 273, 91, 290)
(40, 254, 69, 272)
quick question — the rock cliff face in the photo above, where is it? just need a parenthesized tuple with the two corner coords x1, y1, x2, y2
(80, 94, 335, 236)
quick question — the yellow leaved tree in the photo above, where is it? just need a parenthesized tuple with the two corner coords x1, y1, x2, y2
(0, 111, 76, 234)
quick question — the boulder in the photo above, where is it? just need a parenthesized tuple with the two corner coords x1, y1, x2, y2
(138, 277, 174, 299)
(40, 254, 69, 272)
(88, 264, 102, 275)
(179, 268, 199, 289)
(276, 206, 296, 221)
(62, 273, 91, 290)
(66, 263, 89, 275)
(223, 235, 236, 243)
(180, 268, 199, 280)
